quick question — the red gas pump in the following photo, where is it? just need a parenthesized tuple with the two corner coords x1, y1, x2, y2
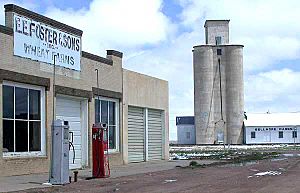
(92, 123, 110, 178)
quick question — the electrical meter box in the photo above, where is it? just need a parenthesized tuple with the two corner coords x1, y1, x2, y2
(50, 119, 70, 185)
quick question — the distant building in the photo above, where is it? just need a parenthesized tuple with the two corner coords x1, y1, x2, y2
(244, 113, 300, 144)
(193, 20, 244, 144)
(176, 116, 195, 144)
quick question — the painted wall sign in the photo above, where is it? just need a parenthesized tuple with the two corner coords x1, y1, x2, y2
(13, 14, 81, 71)
(254, 127, 294, 132)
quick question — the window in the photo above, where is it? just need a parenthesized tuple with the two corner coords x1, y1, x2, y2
(186, 132, 191, 139)
(251, 131, 255, 139)
(2, 82, 45, 156)
(217, 49, 222, 56)
(95, 97, 119, 151)
(279, 131, 283, 138)
(215, 36, 222, 45)
(292, 131, 297, 138)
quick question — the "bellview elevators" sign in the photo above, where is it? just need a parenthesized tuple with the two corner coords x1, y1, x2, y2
(13, 14, 81, 71)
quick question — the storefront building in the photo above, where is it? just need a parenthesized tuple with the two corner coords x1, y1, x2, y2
(0, 4, 169, 176)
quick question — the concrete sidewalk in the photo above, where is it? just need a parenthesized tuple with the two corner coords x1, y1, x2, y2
(0, 160, 216, 192)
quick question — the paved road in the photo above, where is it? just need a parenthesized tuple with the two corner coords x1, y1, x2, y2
(18, 156, 300, 193)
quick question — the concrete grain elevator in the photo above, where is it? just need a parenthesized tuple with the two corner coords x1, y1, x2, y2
(193, 20, 244, 144)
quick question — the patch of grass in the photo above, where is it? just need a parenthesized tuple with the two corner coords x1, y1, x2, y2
(230, 151, 279, 163)
(185, 161, 206, 169)
(180, 151, 280, 170)
(171, 149, 280, 160)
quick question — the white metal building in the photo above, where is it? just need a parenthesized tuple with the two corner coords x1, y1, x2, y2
(244, 113, 300, 144)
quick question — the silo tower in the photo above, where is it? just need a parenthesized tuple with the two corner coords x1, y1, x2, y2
(193, 20, 244, 144)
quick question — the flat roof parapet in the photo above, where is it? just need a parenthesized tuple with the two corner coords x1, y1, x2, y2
(193, 44, 244, 49)
(176, 116, 195, 125)
(107, 50, 123, 58)
(0, 24, 13, 35)
(82, 51, 113, 65)
(4, 4, 83, 36)
(204, 20, 230, 27)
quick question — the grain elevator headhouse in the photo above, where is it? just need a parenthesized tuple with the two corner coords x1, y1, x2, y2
(193, 20, 244, 144)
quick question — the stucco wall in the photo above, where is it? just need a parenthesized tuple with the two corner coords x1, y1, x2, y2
(122, 69, 169, 163)
(0, 30, 124, 176)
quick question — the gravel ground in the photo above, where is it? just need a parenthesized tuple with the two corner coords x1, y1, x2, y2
(17, 153, 300, 193)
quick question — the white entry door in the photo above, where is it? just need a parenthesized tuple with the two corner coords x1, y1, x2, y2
(56, 96, 88, 169)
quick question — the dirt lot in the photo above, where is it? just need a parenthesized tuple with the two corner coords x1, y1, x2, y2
(18, 152, 300, 193)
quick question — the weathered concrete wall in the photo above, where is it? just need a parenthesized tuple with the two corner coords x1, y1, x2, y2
(212, 47, 227, 144)
(122, 69, 169, 163)
(194, 20, 244, 145)
(225, 46, 244, 144)
(205, 20, 229, 45)
(193, 46, 215, 144)
(193, 44, 244, 145)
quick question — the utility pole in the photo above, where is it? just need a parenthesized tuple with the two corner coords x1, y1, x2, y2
(294, 126, 296, 147)
(48, 55, 57, 182)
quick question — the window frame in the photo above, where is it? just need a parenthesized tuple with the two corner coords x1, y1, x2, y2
(95, 96, 119, 153)
(215, 36, 222, 45)
(292, 130, 297, 138)
(251, 131, 256, 139)
(2, 81, 46, 157)
(186, 131, 191, 140)
(279, 131, 284, 139)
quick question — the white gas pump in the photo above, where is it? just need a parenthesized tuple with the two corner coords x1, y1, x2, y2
(49, 119, 70, 185)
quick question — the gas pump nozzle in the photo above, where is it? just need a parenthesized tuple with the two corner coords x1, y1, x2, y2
(69, 131, 75, 164)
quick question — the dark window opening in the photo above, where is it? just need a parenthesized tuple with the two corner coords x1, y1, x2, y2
(279, 131, 283, 138)
(3, 120, 14, 152)
(29, 122, 41, 151)
(215, 36, 222, 45)
(3, 86, 14, 119)
(101, 100, 108, 124)
(2, 84, 42, 153)
(217, 49, 222, 55)
(15, 87, 28, 120)
(251, 131, 255, 139)
(292, 131, 297, 138)
(95, 98, 118, 150)
(29, 89, 41, 120)
(15, 121, 28, 152)
(186, 132, 191, 139)
(109, 126, 116, 149)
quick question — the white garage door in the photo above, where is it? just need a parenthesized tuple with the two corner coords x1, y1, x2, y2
(128, 106, 145, 163)
(56, 96, 87, 169)
(148, 109, 163, 160)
